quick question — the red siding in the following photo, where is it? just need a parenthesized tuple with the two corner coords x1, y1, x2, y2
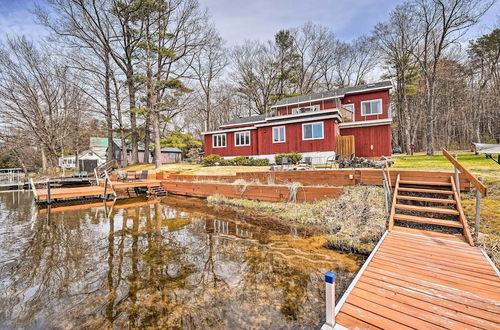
(204, 130, 258, 157)
(340, 90, 390, 122)
(274, 89, 390, 121)
(259, 119, 337, 154)
(340, 125, 392, 158)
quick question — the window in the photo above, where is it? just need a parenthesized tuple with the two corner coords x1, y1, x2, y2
(235, 131, 250, 146)
(343, 104, 354, 112)
(302, 122, 324, 140)
(272, 126, 286, 143)
(213, 134, 226, 148)
(361, 99, 382, 116)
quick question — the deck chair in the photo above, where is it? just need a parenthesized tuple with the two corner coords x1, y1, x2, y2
(126, 171, 137, 181)
(300, 157, 313, 166)
(325, 154, 338, 169)
(140, 170, 148, 180)
(281, 157, 290, 171)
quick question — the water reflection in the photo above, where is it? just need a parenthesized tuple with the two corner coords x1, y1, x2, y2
(0, 192, 360, 329)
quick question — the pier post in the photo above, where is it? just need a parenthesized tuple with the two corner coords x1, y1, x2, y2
(47, 180, 52, 204)
(103, 177, 108, 199)
(325, 272, 336, 327)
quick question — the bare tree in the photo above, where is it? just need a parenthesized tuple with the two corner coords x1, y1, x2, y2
(190, 29, 228, 131)
(411, 0, 493, 155)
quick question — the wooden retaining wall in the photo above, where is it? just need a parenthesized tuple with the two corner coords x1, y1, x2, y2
(162, 181, 343, 202)
(165, 169, 471, 191)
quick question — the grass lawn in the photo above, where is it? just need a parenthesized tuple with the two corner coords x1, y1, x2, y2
(121, 163, 271, 175)
(394, 151, 499, 265)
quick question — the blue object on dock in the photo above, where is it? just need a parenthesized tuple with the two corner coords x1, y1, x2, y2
(325, 272, 335, 284)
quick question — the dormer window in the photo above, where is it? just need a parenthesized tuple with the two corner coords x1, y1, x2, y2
(361, 99, 382, 116)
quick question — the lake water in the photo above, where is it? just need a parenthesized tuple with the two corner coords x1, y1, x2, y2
(0, 191, 361, 329)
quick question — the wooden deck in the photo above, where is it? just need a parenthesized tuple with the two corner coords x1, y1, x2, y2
(36, 186, 106, 201)
(334, 227, 500, 329)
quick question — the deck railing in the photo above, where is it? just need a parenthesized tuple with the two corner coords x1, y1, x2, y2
(442, 148, 487, 237)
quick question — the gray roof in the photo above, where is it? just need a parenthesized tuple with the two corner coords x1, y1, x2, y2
(273, 81, 392, 107)
(222, 115, 266, 126)
(161, 147, 182, 153)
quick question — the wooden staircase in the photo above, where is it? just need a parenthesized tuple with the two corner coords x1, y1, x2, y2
(148, 185, 168, 197)
(389, 174, 474, 245)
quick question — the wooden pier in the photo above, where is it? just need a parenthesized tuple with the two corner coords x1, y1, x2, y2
(327, 152, 499, 329)
(333, 227, 500, 329)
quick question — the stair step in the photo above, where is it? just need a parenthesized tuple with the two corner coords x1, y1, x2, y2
(396, 195, 456, 204)
(393, 214, 463, 228)
(398, 187, 453, 194)
(399, 180, 451, 186)
(395, 204, 459, 215)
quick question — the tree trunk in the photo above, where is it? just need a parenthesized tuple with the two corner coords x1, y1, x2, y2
(153, 110, 162, 169)
(425, 79, 435, 156)
(143, 116, 150, 163)
(105, 53, 114, 162)
(41, 148, 48, 173)
(127, 73, 139, 164)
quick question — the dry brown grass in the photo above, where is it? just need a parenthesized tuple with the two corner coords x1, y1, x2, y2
(208, 185, 386, 255)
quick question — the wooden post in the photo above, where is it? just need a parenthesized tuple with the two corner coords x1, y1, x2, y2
(453, 154, 460, 196)
(94, 168, 100, 185)
(325, 272, 336, 327)
(47, 180, 51, 204)
(475, 177, 482, 237)
(30, 178, 38, 200)
(103, 177, 108, 199)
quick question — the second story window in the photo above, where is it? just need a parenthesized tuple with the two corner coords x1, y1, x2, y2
(235, 131, 250, 146)
(273, 126, 286, 143)
(361, 99, 382, 116)
(213, 134, 226, 148)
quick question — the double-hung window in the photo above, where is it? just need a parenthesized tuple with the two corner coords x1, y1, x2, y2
(235, 131, 250, 146)
(302, 122, 324, 140)
(361, 99, 382, 116)
(213, 134, 226, 148)
(272, 126, 286, 143)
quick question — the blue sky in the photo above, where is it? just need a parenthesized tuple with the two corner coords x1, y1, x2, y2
(0, 0, 498, 44)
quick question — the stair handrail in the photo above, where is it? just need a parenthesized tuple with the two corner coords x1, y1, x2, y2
(442, 148, 486, 237)
(442, 149, 487, 196)
(388, 174, 400, 230)
(450, 176, 474, 246)
(104, 171, 117, 197)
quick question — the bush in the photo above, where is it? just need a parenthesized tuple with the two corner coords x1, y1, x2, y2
(201, 155, 269, 166)
(201, 154, 222, 166)
(275, 152, 302, 165)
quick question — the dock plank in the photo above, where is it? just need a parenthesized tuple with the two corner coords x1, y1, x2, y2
(335, 231, 500, 329)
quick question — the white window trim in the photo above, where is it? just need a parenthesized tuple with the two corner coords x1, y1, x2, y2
(234, 131, 251, 147)
(360, 99, 383, 116)
(212, 133, 226, 148)
(302, 121, 324, 141)
(272, 126, 286, 144)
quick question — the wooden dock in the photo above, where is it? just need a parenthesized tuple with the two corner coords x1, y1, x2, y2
(36, 186, 107, 202)
(329, 156, 499, 329)
(333, 227, 500, 329)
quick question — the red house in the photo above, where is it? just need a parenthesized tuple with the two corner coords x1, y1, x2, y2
(203, 81, 393, 163)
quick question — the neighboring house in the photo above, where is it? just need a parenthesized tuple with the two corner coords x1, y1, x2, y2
(89, 137, 123, 161)
(203, 81, 393, 163)
(126, 144, 182, 164)
(58, 150, 105, 171)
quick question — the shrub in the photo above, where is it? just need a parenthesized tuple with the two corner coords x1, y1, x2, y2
(201, 154, 222, 166)
(275, 152, 302, 165)
(201, 155, 269, 166)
